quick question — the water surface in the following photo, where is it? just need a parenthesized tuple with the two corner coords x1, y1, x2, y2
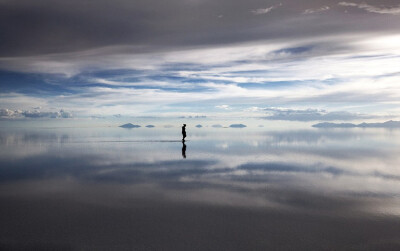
(1, 125, 400, 250)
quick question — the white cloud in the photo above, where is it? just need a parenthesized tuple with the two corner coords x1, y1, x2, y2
(339, 2, 400, 15)
(0, 108, 18, 118)
(251, 4, 281, 15)
(244, 107, 263, 112)
(215, 105, 231, 110)
(303, 6, 330, 14)
(0, 108, 73, 119)
(252, 7, 274, 15)
(1, 33, 400, 118)
(0, 93, 48, 110)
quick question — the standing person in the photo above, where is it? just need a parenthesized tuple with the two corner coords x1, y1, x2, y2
(182, 124, 186, 142)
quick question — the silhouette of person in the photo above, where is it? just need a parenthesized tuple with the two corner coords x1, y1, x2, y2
(182, 124, 186, 142)
(182, 142, 186, 159)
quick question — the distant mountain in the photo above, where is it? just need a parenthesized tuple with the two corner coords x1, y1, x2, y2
(195, 124, 202, 128)
(145, 125, 155, 128)
(358, 120, 400, 128)
(119, 123, 141, 128)
(230, 124, 247, 128)
(313, 120, 400, 128)
(312, 122, 356, 128)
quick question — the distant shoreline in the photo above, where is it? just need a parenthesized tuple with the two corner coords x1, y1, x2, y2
(313, 120, 400, 128)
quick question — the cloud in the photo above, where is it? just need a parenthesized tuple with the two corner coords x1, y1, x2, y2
(303, 6, 330, 14)
(0, 108, 73, 119)
(272, 46, 313, 55)
(0, 108, 18, 118)
(251, 4, 281, 15)
(0, 0, 399, 60)
(339, 2, 400, 15)
(1, 30, 400, 118)
(22, 109, 73, 118)
(215, 105, 231, 110)
(251, 6, 275, 15)
(263, 108, 369, 121)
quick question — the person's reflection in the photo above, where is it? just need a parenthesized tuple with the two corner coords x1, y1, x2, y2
(182, 142, 187, 159)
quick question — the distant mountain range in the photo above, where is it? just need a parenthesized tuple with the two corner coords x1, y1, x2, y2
(312, 120, 400, 128)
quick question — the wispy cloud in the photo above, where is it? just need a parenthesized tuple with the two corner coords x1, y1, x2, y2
(215, 105, 231, 110)
(339, 2, 400, 15)
(303, 6, 330, 14)
(1, 34, 400, 118)
(251, 4, 282, 15)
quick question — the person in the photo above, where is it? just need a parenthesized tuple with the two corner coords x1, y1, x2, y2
(182, 124, 186, 142)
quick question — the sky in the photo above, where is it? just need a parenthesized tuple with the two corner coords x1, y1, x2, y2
(1, 0, 400, 121)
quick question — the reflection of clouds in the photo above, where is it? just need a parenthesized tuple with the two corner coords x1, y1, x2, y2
(2, 150, 400, 215)
(3, 153, 400, 217)
(216, 143, 229, 149)
(238, 162, 346, 175)
(2, 127, 400, 216)
(3, 127, 400, 175)
(0, 131, 69, 158)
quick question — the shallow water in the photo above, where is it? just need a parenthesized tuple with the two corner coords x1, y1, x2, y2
(1, 125, 400, 250)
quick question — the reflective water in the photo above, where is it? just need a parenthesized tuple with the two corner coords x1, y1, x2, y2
(1, 125, 400, 250)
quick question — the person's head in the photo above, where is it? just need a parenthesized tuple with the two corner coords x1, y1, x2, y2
(183, 124, 186, 127)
